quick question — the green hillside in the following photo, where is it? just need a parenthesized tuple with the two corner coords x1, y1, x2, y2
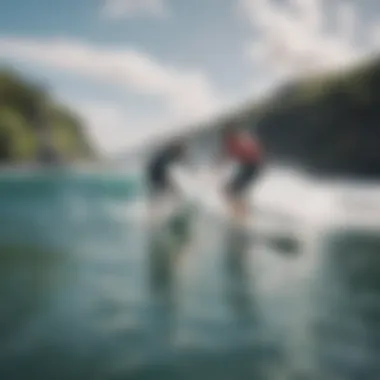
(0, 68, 95, 164)
(251, 56, 380, 177)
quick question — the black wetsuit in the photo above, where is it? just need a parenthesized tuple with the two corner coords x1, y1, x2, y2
(226, 162, 259, 196)
(146, 145, 183, 194)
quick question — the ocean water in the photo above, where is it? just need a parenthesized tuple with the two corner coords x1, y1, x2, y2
(0, 166, 380, 380)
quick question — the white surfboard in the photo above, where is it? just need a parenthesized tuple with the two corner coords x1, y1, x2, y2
(169, 164, 302, 253)
(170, 165, 275, 230)
(169, 164, 236, 220)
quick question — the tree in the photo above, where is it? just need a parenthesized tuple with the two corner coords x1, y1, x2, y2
(0, 67, 95, 164)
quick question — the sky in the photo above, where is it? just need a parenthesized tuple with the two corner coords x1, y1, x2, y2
(0, 0, 379, 156)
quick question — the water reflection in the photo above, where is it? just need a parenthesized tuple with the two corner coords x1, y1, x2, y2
(3, 171, 380, 380)
(312, 229, 380, 380)
(148, 206, 193, 297)
(222, 227, 256, 325)
(145, 206, 195, 368)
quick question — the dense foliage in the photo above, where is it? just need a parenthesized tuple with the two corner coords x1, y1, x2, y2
(251, 56, 380, 178)
(0, 68, 95, 163)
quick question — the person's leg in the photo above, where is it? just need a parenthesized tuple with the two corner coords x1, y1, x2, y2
(146, 170, 168, 222)
(146, 166, 170, 223)
(225, 167, 245, 219)
(147, 160, 166, 192)
(225, 163, 257, 220)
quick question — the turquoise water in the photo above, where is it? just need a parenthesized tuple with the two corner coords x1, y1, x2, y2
(0, 168, 380, 380)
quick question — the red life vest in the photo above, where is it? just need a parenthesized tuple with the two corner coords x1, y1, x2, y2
(226, 135, 261, 164)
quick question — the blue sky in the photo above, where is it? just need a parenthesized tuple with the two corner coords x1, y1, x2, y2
(0, 0, 379, 155)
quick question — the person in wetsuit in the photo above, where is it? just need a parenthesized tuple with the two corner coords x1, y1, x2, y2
(146, 140, 185, 197)
(221, 126, 263, 218)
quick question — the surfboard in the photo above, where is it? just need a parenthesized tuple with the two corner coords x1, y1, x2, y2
(170, 164, 255, 227)
(169, 164, 302, 254)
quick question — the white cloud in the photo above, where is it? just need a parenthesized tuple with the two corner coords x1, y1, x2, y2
(0, 36, 227, 155)
(0, 38, 222, 120)
(66, 98, 220, 157)
(241, 0, 380, 81)
(71, 101, 136, 155)
(101, 0, 166, 19)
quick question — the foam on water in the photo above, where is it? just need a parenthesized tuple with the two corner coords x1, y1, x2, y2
(1, 163, 380, 379)
(171, 164, 380, 232)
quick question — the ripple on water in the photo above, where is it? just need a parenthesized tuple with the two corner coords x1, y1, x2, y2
(1, 169, 380, 379)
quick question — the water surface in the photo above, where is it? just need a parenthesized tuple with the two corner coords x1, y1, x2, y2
(0, 168, 379, 380)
